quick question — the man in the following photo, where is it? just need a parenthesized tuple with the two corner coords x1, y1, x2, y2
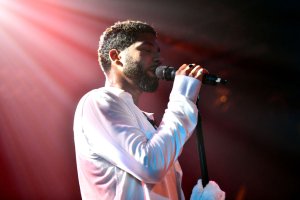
(74, 20, 225, 200)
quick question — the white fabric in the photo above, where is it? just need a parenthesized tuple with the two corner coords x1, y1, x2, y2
(190, 180, 225, 200)
(74, 75, 201, 200)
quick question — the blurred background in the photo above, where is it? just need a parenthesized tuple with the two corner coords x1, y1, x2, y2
(0, 0, 299, 199)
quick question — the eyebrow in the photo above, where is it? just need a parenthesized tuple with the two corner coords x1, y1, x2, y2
(142, 41, 154, 46)
(140, 41, 160, 52)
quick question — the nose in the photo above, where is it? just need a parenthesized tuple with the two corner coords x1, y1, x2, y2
(153, 60, 162, 68)
(154, 55, 162, 66)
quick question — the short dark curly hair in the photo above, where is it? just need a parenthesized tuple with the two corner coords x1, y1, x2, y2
(98, 20, 156, 73)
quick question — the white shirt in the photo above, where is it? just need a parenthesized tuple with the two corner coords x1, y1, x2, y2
(74, 75, 201, 200)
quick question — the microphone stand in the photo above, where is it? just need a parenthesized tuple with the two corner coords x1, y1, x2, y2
(196, 95, 209, 187)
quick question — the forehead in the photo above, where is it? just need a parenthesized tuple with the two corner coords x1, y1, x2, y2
(132, 33, 159, 48)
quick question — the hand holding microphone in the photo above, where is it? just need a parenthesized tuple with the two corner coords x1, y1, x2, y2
(176, 64, 209, 81)
(156, 64, 228, 85)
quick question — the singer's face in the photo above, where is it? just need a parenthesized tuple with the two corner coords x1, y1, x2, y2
(121, 33, 161, 92)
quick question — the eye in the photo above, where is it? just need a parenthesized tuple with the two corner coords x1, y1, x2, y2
(141, 48, 152, 53)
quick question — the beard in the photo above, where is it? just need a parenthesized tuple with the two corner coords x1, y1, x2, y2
(123, 57, 159, 92)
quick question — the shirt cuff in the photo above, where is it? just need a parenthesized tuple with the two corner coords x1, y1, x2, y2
(170, 75, 202, 102)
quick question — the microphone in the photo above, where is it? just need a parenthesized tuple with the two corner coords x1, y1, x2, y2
(155, 66, 228, 85)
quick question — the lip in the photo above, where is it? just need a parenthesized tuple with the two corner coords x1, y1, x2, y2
(148, 64, 160, 76)
(150, 65, 159, 71)
(150, 67, 157, 72)
(148, 69, 156, 76)
(147, 67, 157, 77)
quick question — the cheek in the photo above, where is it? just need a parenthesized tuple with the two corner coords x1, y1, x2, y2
(125, 50, 153, 67)
(139, 52, 155, 64)
(126, 52, 140, 63)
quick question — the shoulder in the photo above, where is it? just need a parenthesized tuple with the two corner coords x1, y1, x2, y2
(80, 88, 121, 108)
(76, 88, 135, 122)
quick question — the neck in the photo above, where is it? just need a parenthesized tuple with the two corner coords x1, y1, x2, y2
(126, 87, 142, 105)
(105, 73, 142, 105)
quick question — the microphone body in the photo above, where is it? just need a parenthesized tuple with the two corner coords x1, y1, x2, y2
(155, 66, 227, 85)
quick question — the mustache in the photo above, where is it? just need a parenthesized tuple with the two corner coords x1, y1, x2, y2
(150, 63, 160, 71)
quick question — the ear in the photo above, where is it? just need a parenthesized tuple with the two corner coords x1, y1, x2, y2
(109, 49, 122, 66)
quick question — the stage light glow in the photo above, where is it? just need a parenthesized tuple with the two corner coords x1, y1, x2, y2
(0, 1, 108, 199)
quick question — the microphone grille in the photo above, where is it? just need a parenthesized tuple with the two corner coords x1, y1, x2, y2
(155, 66, 176, 81)
(155, 66, 167, 79)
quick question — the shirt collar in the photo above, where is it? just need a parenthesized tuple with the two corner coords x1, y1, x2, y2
(103, 86, 134, 104)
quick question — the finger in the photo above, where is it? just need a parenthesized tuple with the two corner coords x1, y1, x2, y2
(176, 63, 194, 75)
(195, 68, 209, 80)
(176, 64, 187, 75)
(177, 64, 188, 71)
(188, 65, 202, 77)
(185, 63, 196, 75)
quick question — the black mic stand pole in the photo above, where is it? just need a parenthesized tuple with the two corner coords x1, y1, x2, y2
(196, 95, 209, 187)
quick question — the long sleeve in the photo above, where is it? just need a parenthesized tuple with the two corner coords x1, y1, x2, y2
(74, 75, 202, 199)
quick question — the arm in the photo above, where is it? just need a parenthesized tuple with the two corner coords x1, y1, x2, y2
(75, 64, 207, 183)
